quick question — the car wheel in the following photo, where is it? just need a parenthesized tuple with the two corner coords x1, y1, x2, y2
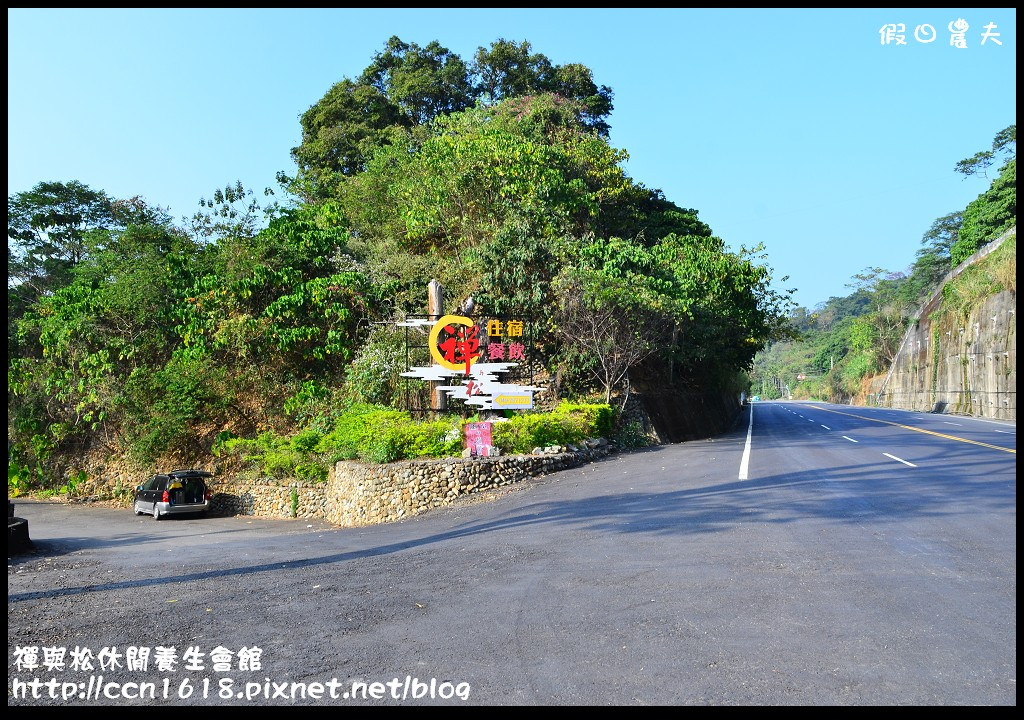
(152, 503, 161, 520)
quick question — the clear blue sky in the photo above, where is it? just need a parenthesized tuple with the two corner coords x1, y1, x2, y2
(7, 8, 1016, 309)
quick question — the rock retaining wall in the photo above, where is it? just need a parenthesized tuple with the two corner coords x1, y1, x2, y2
(327, 444, 610, 527)
(207, 477, 328, 520)
(202, 444, 612, 526)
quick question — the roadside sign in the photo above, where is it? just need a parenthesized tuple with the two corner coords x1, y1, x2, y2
(464, 422, 494, 457)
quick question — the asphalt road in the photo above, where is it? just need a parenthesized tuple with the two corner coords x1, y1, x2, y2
(8, 402, 1016, 705)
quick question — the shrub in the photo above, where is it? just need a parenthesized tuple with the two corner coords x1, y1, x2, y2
(224, 401, 616, 470)
(614, 420, 653, 449)
(315, 404, 410, 461)
(260, 448, 303, 478)
(283, 380, 330, 425)
(290, 428, 323, 454)
(344, 325, 407, 407)
(553, 401, 615, 437)
(317, 406, 462, 463)
(295, 462, 328, 483)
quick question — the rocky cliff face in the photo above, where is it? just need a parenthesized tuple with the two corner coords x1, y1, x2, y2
(877, 229, 1016, 420)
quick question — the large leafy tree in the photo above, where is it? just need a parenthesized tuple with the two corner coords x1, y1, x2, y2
(292, 80, 409, 195)
(10, 218, 202, 471)
(8, 180, 116, 295)
(336, 93, 636, 313)
(554, 232, 791, 401)
(359, 36, 476, 126)
(951, 125, 1016, 264)
(473, 38, 554, 104)
(472, 39, 613, 136)
(290, 36, 615, 199)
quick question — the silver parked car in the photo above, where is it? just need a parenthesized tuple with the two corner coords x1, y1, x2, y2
(133, 469, 212, 520)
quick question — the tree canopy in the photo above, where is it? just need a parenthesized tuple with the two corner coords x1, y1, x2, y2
(9, 36, 792, 490)
(291, 36, 614, 200)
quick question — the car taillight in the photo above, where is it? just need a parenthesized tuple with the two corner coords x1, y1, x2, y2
(161, 490, 170, 503)
(204, 489, 211, 501)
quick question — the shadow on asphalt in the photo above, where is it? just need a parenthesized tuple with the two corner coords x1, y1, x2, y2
(10, 432, 1014, 603)
(6, 523, 258, 566)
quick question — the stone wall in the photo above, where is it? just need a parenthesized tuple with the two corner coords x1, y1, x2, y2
(876, 228, 1016, 420)
(201, 444, 612, 526)
(327, 444, 611, 527)
(207, 477, 328, 520)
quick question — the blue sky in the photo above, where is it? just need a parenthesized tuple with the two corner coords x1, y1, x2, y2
(7, 8, 1016, 309)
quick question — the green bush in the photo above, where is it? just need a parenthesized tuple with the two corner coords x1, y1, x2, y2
(344, 325, 407, 407)
(260, 448, 302, 478)
(290, 428, 323, 454)
(224, 401, 615, 469)
(283, 380, 330, 425)
(317, 407, 461, 463)
(121, 356, 229, 463)
(295, 462, 328, 483)
(211, 429, 238, 457)
(399, 420, 463, 458)
(553, 401, 615, 437)
(315, 404, 410, 461)
(614, 420, 653, 449)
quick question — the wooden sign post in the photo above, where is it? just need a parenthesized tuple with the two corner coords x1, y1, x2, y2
(427, 279, 447, 413)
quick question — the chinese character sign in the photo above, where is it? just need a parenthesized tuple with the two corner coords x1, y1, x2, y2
(878, 18, 1003, 47)
(428, 315, 481, 373)
(464, 422, 493, 457)
(401, 314, 540, 411)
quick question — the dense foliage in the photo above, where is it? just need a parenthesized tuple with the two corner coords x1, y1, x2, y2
(9, 36, 792, 491)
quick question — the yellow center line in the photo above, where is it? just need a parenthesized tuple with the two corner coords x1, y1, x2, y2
(810, 406, 1015, 454)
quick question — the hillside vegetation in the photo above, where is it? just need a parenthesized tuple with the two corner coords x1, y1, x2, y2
(751, 126, 1016, 403)
(8, 37, 793, 493)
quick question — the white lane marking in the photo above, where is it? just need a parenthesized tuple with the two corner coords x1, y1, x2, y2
(951, 415, 1017, 428)
(842, 436, 858, 443)
(994, 430, 1011, 434)
(943, 421, 963, 426)
(739, 403, 753, 481)
(820, 425, 831, 430)
(883, 452, 917, 468)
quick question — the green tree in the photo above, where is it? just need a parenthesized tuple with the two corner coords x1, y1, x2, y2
(359, 36, 475, 126)
(953, 158, 1016, 264)
(8, 180, 116, 295)
(471, 39, 613, 136)
(336, 93, 636, 320)
(10, 218, 202, 473)
(292, 80, 409, 198)
(553, 263, 676, 405)
(472, 38, 553, 104)
(290, 37, 615, 199)
(955, 124, 1015, 178)
(951, 125, 1016, 264)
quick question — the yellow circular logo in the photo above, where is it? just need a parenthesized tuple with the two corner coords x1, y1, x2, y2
(428, 315, 480, 372)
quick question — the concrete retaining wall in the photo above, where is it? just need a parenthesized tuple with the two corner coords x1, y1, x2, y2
(876, 228, 1016, 419)
(877, 290, 1016, 418)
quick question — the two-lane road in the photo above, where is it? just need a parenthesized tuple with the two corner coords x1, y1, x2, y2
(8, 402, 1016, 705)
